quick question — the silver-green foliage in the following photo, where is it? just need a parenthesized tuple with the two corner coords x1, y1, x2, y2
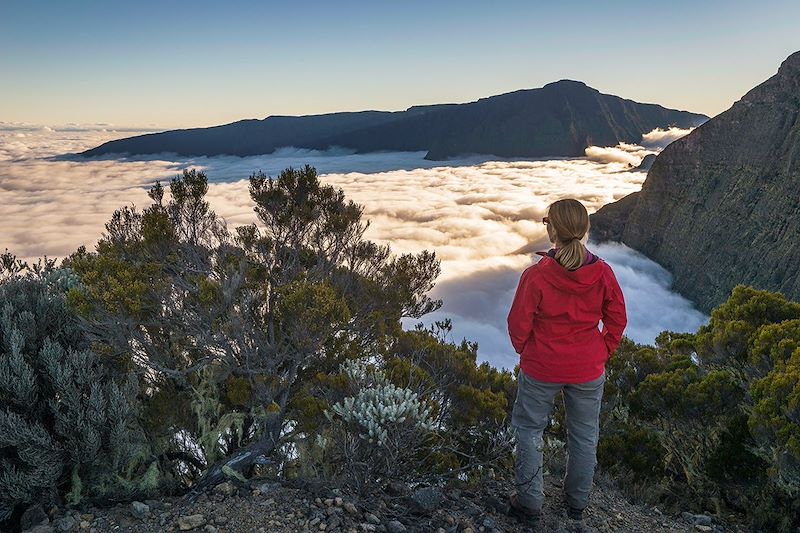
(0, 275, 161, 523)
(312, 359, 435, 489)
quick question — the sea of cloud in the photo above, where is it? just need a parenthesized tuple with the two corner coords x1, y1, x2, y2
(0, 124, 706, 369)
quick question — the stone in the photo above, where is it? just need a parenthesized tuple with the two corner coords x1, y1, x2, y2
(25, 526, 54, 533)
(144, 499, 164, 510)
(385, 481, 411, 496)
(131, 501, 150, 519)
(365, 513, 381, 524)
(178, 514, 207, 530)
(214, 481, 236, 496)
(695, 527, 712, 532)
(53, 516, 78, 532)
(257, 481, 282, 495)
(693, 514, 713, 526)
(344, 502, 359, 515)
(407, 487, 444, 513)
(385, 520, 406, 533)
(21, 504, 49, 530)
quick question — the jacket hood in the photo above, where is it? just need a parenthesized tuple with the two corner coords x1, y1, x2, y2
(536, 255, 605, 294)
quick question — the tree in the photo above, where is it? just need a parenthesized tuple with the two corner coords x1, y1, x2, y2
(67, 166, 442, 493)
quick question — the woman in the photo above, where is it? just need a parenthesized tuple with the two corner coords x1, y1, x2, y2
(506, 198, 627, 525)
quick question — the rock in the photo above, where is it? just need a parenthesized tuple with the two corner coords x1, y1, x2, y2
(590, 50, 800, 312)
(695, 526, 712, 532)
(214, 481, 236, 496)
(344, 502, 359, 515)
(257, 481, 282, 495)
(178, 514, 207, 530)
(204, 526, 218, 533)
(79, 521, 90, 530)
(482, 517, 496, 529)
(407, 487, 444, 513)
(365, 512, 381, 524)
(24, 526, 54, 533)
(385, 520, 407, 533)
(21, 504, 50, 530)
(635, 153, 657, 171)
(693, 514, 713, 526)
(53, 516, 78, 532)
(131, 501, 150, 518)
(385, 481, 411, 496)
(144, 499, 163, 510)
(328, 515, 342, 530)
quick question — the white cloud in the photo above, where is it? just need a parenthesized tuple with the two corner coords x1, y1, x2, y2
(0, 127, 707, 369)
(640, 126, 694, 149)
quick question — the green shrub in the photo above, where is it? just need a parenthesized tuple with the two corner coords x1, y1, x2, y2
(0, 274, 166, 529)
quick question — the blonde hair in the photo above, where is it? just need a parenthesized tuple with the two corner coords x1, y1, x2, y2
(547, 199, 590, 271)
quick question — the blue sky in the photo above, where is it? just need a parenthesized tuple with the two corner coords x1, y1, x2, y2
(1, 0, 798, 128)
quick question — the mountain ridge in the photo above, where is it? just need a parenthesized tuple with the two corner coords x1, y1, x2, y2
(590, 50, 800, 313)
(79, 80, 707, 160)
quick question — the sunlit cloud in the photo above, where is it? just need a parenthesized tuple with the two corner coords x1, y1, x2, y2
(0, 127, 707, 369)
(640, 126, 695, 149)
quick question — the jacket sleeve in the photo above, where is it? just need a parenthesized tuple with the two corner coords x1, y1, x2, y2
(600, 267, 627, 358)
(507, 268, 542, 354)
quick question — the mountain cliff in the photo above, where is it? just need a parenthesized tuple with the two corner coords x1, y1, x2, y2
(591, 50, 800, 313)
(80, 81, 706, 160)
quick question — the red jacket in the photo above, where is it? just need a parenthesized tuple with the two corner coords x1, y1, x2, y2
(507, 251, 627, 383)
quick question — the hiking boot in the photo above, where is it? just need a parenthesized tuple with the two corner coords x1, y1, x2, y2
(566, 505, 584, 520)
(508, 493, 541, 526)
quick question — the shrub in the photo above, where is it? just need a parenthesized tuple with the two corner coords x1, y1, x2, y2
(0, 273, 166, 529)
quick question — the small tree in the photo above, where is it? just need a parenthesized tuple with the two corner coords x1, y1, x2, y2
(67, 166, 442, 492)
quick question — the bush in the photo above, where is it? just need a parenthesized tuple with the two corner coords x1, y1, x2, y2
(601, 284, 800, 531)
(0, 273, 167, 529)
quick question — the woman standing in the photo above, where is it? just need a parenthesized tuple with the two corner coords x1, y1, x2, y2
(506, 198, 627, 526)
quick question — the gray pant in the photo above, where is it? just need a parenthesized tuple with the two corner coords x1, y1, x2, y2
(511, 370, 605, 512)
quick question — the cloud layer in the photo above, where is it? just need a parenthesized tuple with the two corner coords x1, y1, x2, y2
(0, 126, 704, 369)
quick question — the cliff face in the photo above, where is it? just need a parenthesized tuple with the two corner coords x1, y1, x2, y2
(80, 81, 706, 160)
(591, 51, 800, 312)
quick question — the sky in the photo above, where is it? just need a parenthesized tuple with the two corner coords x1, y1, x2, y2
(2, 0, 799, 128)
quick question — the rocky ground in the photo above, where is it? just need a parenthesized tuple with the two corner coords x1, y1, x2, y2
(19, 474, 749, 533)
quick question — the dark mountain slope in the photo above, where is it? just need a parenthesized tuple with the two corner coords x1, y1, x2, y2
(591, 50, 800, 312)
(81, 81, 706, 160)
